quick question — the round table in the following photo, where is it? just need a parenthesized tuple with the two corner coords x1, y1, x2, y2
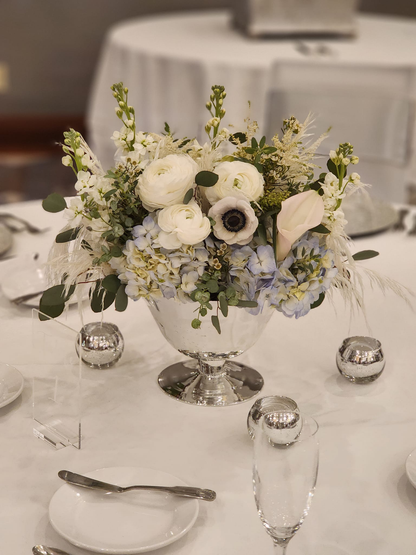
(88, 10, 416, 172)
(1, 200, 416, 554)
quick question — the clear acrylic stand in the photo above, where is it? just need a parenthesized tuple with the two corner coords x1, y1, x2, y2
(31, 309, 82, 449)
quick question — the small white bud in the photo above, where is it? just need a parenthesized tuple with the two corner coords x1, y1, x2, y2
(329, 150, 337, 160)
(62, 155, 72, 167)
(76, 148, 84, 157)
(351, 156, 359, 165)
(342, 157, 350, 166)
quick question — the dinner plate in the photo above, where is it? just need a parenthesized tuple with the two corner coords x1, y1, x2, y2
(405, 448, 416, 489)
(49, 466, 199, 554)
(0, 363, 24, 408)
(343, 195, 398, 238)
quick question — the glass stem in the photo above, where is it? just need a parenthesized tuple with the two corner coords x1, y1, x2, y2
(273, 538, 290, 555)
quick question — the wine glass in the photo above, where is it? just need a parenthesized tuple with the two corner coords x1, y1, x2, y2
(253, 412, 319, 554)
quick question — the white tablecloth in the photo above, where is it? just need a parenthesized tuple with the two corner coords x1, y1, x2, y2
(88, 10, 416, 178)
(1, 200, 416, 554)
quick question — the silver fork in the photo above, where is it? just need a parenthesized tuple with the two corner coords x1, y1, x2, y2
(58, 470, 216, 501)
(0, 213, 49, 234)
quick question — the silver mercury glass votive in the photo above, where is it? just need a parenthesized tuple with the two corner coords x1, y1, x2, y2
(247, 395, 301, 441)
(76, 322, 124, 369)
(336, 336, 385, 384)
(262, 410, 304, 446)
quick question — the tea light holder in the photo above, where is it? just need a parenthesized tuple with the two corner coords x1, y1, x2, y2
(336, 336, 385, 384)
(76, 322, 124, 369)
(247, 395, 301, 441)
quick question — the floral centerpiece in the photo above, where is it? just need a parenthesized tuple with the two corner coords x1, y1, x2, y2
(40, 83, 407, 406)
(41, 83, 381, 332)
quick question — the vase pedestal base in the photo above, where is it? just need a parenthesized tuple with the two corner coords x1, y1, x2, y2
(157, 359, 264, 407)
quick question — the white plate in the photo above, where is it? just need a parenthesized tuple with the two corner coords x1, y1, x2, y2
(1, 254, 85, 308)
(0, 363, 24, 408)
(49, 467, 199, 554)
(343, 196, 398, 238)
(405, 448, 416, 489)
(1, 254, 47, 307)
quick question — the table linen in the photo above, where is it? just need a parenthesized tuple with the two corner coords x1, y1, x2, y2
(88, 10, 416, 175)
(1, 200, 416, 554)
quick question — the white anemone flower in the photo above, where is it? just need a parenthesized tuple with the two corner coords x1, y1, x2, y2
(208, 196, 258, 246)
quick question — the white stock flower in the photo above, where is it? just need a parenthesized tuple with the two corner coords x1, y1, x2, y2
(157, 200, 211, 249)
(205, 161, 264, 205)
(275, 190, 324, 261)
(137, 154, 198, 211)
(62, 155, 72, 167)
(208, 196, 258, 246)
(63, 197, 84, 226)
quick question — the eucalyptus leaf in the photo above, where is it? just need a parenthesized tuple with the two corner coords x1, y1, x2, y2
(115, 284, 128, 312)
(103, 188, 118, 200)
(195, 171, 219, 188)
(110, 245, 123, 257)
(229, 132, 247, 145)
(205, 280, 219, 294)
(38, 302, 65, 320)
(310, 224, 330, 234)
(42, 193, 67, 213)
(91, 284, 116, 313)
(183, 188, 194, 204)
(327, 159, 338, 175)
(237, 300, 258, 308)
(219, 295, 228, 318)
(56, 227, 81, 244)
(352, 250, 379, 261)
(40, 284, 67, 306)
(102, 274, 121, 293)
(256, 222, 268, 245)
(211, 315, 221, 335)
(311, 292, 325, 309)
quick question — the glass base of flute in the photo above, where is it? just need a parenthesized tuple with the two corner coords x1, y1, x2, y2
(253, 412, 319, 553)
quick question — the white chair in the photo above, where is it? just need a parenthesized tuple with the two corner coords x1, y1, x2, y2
(263, 61, 416, 202)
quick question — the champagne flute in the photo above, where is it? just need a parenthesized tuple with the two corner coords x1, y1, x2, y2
(253, 412, 319, 554)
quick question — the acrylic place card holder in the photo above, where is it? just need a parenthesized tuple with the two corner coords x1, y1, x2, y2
(31, 309, 82, 449)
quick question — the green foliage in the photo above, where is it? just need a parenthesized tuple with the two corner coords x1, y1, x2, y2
(183, 188, 194, 204)
(211, 315, 221, 335)
(195, 171, 219, 187)
(311, 292, 325, 309)
(91, 281, 116, 313)
(115, 284, 128, 312)
(55, 227, 81, 243)
(38, 284, 76, 320)
(42, 193, 67, 213)
(352, 250, 379, 261)
(310, 224, 330, 234)
(102, 274, 121, 293)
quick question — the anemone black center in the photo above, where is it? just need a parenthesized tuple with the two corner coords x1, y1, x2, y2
(222, 209, 246, 232)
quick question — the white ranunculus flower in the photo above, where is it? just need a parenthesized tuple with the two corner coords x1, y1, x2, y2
(208, 196, 258, 245)
(157, 201, 211, 249)
(137, 154, 199, 211)
(205, 161, 264, 205)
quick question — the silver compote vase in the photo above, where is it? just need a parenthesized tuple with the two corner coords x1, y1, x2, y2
(146, 297, 274, 407)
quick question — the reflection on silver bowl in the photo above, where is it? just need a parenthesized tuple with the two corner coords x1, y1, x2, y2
(336, 336, 385, 384)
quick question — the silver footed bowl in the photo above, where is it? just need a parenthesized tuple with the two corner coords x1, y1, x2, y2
(147, 297, 274, 407)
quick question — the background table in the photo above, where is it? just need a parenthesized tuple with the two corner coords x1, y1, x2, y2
(1, 200, 416, 554)
(88, 10, 416, 177)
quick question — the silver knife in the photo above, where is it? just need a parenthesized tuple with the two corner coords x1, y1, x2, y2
(58, 470, 216, 501)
